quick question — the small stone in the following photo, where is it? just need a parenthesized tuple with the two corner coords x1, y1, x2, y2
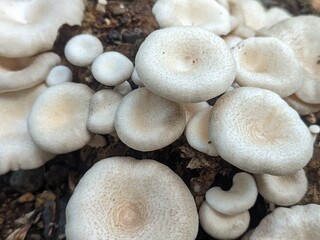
(18, 192, 35, 203)
(10, 167, 44, 193)
(111, 3, 126, 15)
(36, 190, 56, 208)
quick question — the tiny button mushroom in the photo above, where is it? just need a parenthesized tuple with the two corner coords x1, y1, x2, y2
(66, 157, 199, 240)
(185, 106, 219, 156)
(114, 88, 186, 151)
(209, 87, 314, 175)
(91, 51, 134, 86)
(231, 37, 305, 97)
(45, 65, 73, 86)
(64, 34, 103, 67)
(87, 89, 123, 135)
(199, 201, 250, 239)
(135, 26, 236, 103)
(206, 172, 258, 215)
(27, 82, 94, 154)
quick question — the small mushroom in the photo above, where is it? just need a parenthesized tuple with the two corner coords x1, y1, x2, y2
(199, 200, 250, 239)
(64, 34, 103, 67)
(28, 82, 94, 154)
(284, 94, 320, 115)
(92, 51, 134, 86)
(66, 157, 199, 240)
(209, 87, 314, 175)
(254, 169, 308, 206)
(206, 172, 258, 215)
(135, 26, 236, 103)
(46, 65, 73, 86)
(114, 88, 186, 151)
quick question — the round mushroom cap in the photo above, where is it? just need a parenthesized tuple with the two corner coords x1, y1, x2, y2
(254, 169, 308, 206)
(199, 200, 250, 239)
(92, 51, 134, 86)
(66, 157, 199, 240)
(232, 37, 304, 97)
(258, 16, 320, 104)
(185, 106, 219, 156)
(46, 65, 73, 86)
(0, 84, 55, 175)
(28, 82, 94, 154)
(250, 204, 320, 239)
(87, 89, 123, 134)
(135, 26, 236, 103)
(284, 94, 320, 115)
(0, 52, 60, 93)
(152, 0, 231, 35)
(265, 7, 292, 28)
(114, 88, 186, 151)
(209, 87, 314, 175)
(0, 0, 85, 58)
(64, 34, 103, 67)
(184, 101, 209, 122)
(206, 172, 258, 215)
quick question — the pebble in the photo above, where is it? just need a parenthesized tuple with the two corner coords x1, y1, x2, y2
(35, 191, 56, 208)
(111, 3, 126, 15)
(18, 193, 35, 203)
(10, 168, 44, 193)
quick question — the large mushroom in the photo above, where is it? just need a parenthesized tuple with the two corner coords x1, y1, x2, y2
(66, 157, 199, 240)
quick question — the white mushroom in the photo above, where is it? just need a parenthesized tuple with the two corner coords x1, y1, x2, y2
(209, 87, 314, 175)
(92, 51, 134, 86)
(66, 157, 199, 240)
(0, 52, 60, 93)
(199, 200, 250, 239)
(65, 34, 104, 67)
(284, 94, 320, 115)
(250, 204, 320, 239)
(114, 88, 186, 151)
(206, 172, 258, 215)
(114, 81, 132, 95)
(46, 65, 73, 86)
(28, 82, 94, 154)
(0, 0, 85, 57)
(135, 26, 236, 103)
(254, 169, 308, 206)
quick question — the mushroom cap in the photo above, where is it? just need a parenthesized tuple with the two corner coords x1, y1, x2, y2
(250, 204, 320, 239)
(0, 52, 60, 93)
(231, 37, 304, 97)
(46, 65, 73, 86)
(264, 7, 292, 28)
(152, 0, 231, 35)
(254, 169, 308, 206)
(258, 15, 320, 104)
(87, 89, 123, 134)
(92, 51, 134, 86)
(284, 94, 320, 115)
(66, 157, 199, 240)
(64, 34, 103, 67)
(0, 0, 85, 58)
(185, 106, 219, 156)
(206, 172, 258, 215)
(184, 101, 209, 122)
(199, 200, 250, 239)
(0, 84, 55, 175)
(209, 87, 314, 175)
(28, 82, 94, 154)
(135, 26, 236, 103)
(114, 81, 132, 96)
(114, 88, 186, 151)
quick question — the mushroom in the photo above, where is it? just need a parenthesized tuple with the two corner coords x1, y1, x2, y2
(0, 0, 85, 57)
(114, 81, 132, 96)
(199, 200, 250, 239)
(91, 51, 134, 86)
(66, 157, 199, 240)
(284, 94, 320, 115)
(45, 65, 73, 86)
(231, 37, 304, 97)
(184, 101, 209, 122)
(64, 34, 104, 67)
(135, 26, 236, 103)
(250, 204, 320, 239)
(0, 52, 60, 93)
(264, 7, 292, 28)
(131, 68, 144, 87)
(152, 0, 231, 35)
(185, 106, 219, 156)
(28, 82, 94, 154)
(87, 89, 123, 135)
(205, 172, 258, 215)
(114, 88, 186, 151)
(0, 83, 55, 175)
(254, 169, 308, 206)
(209, 87, 314, 175)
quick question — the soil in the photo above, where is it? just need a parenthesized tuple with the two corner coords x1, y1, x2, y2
(0, 1, 319, 240)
